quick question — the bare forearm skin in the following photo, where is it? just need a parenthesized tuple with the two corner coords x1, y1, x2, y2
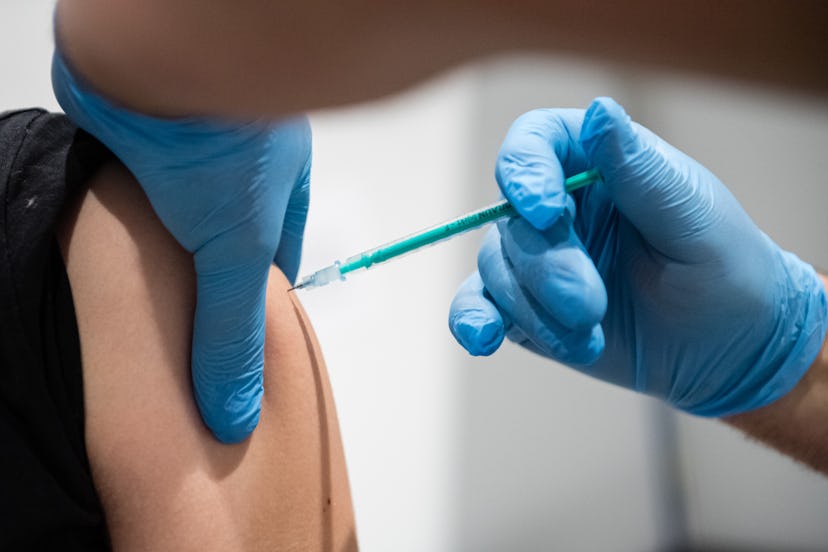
(56, 1, 827, 119)
(725, 275, 828, 476)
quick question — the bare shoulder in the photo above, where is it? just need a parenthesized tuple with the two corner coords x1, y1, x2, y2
(57, 161, 356, 551)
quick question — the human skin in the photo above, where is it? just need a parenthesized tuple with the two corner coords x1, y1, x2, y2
(725, 277, 828, 476)
(53, 0, 828, 475)
(56, 160, 358, 551)
(54, 0, 827, 119)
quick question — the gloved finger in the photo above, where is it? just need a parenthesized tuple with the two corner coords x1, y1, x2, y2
(499, 210, 607, 331)
(273, 155, 311, 284)
(579, 97, 728, 262)
(449, 271, 506, 356)
(495, 108, 590, 230)
(192, 242, 272, 444)
(504, 323, 556, 358)
(478, 227, 605, 366)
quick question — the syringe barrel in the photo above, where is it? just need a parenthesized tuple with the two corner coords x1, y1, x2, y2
(295, 168, 601, 290)
(295, 261, 344, 289)
(339, 200, 516, 275)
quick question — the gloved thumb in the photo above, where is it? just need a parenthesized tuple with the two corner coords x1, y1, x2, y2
(580, 97, 725, 261)
(191, 242, 272, 443)
(449, 271, 506, 356)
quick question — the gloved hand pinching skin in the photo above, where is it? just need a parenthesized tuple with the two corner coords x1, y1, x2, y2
(52, 48, 311, 443)
(449, 97, 828, 417)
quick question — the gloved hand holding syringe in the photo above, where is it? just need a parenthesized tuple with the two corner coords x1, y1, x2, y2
(290, 168, 602, 291)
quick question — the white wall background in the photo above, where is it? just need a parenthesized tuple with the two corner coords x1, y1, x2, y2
(1, 1, 59, 110)
(4, 2, 828, 551)
(302, 73, 477, 551)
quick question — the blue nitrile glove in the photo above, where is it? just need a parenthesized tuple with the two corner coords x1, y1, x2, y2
(52, 48, 311, 442)
(449, 97, 828, 417)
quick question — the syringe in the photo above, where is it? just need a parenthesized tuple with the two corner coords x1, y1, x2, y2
(290, 168, 601, 291)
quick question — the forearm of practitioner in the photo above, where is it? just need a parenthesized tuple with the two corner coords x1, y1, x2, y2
(55, 0, 826, 119)
(726, 275, 828, 475)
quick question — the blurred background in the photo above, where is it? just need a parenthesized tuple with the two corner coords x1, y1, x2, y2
(4, 2, 827, 550)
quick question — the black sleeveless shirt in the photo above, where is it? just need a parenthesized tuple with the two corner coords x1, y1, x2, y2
(0, 109, 111, 550)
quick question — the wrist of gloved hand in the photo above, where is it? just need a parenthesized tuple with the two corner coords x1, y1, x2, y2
(691, 245, 828, 417)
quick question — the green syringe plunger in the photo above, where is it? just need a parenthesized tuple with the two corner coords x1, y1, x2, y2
(290, 168, 601, 291)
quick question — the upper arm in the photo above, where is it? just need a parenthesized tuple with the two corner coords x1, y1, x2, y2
(53, 0, 480, 119)
(57, 161, 356, 551)
(54, 0, 828, 120)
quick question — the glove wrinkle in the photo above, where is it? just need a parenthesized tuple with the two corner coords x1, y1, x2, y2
(449, 96, 827, 418)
